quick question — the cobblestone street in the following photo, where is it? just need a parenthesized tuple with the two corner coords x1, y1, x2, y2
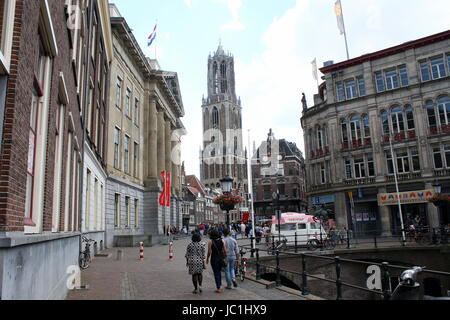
(66, 236, 304, 300)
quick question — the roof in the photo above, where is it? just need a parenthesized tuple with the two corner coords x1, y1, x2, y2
(185, 175, 206, 195)
(320, 29, 450, 74)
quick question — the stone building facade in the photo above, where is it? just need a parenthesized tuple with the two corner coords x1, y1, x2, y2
(0, 0, 111, 300)
(200, 44, 248, 202)
(301, 30, 450, 236)
(252, 129, 307, 221)
(106, 5, 185, 247)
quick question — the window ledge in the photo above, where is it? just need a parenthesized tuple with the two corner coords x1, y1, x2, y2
(0, 231, 82, 248)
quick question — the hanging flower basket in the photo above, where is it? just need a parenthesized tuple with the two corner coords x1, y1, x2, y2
(429, 194, 450, 207)
(213, 194, 243, 211)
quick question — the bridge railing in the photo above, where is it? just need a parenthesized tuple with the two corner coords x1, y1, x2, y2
(245, 248, 450, 300)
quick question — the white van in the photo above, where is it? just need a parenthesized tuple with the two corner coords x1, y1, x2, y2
(270, 212, 328, 245)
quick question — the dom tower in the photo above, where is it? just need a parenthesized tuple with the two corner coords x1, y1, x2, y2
(200, 44, 248, 198)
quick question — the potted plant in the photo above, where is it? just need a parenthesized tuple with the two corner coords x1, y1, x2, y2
(429, 194, 450, 207)
(213, 193, 243, 211)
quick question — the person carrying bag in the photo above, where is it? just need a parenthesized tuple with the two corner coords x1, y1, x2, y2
(206, 229, 228, 293)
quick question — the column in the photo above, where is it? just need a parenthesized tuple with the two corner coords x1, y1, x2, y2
(165, 120, 172, 180)
(335, 192, 349, 229)
(425, 182, 440, 228)
(378, 186, 392, 236)
(147, 98, 158, 183)
(157, 111, 166, 176)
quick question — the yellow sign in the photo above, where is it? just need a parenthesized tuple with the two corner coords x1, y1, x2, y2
(377, 190, 436, 206)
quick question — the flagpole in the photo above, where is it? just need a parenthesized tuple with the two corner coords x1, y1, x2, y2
(155, 19, 158, 60)
(339, 0, 350, 60)
(247, 129, 256, 254)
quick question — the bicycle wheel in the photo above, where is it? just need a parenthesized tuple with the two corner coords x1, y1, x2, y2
(325, 239, 335, 250)
(79, 252, 88, 269)
(307, 240, 318, 251)
(240, 267, 245, 282)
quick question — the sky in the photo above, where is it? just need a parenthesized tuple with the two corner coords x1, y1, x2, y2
(111, 0, 450, 178)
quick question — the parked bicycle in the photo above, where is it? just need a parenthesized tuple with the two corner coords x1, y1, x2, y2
(235, 248, 247, 282)
(79, 236, 96, 269)
(307, 237, 336, 251)
(267, 237, 288, 255)
(400, 227, 432, 245)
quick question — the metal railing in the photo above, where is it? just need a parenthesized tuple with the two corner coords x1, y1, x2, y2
(246, 247, 450, 300)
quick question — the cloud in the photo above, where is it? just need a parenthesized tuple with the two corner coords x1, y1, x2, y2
(216, 0, 246, 31)
(184, 0, 192, 7)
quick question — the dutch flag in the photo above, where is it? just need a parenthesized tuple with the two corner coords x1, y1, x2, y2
(148, 24, 157, 47)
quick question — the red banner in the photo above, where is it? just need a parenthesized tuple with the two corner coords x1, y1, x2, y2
(242, 213, 249, 223)
(158, 171, 171, 207)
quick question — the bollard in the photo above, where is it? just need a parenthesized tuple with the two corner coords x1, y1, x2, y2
(374, 234, 378, 249)
(139, 242, 144, 260)
(335, 256, 342, 300)
(250, 235, 255, 258)
(116, 249, 123, 261)
(255, 249, 261, 280)
(295, 232, 298, 253)
(169, 241, 174, 260)
(381, 262, 391, 300)
(94, 242, 98, 256)
(301, 254, 309, 295)
(100, 240, 104, 251)
(347, 229, 350, 249)
(275, 250, 281, 287)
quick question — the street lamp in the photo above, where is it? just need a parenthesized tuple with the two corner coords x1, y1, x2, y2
(272, 188, 281, 242)
(220, 176, 234, 229)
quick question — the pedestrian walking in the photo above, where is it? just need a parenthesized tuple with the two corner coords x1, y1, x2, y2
(223, 228, 239, 289)
(199, 223, 205, 236)
(206, 229, 228, 293)
(185, 233, 206, 294)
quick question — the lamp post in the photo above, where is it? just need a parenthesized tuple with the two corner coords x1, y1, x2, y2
(220, 176, 234, 229)
(432, 183, 442, 231)
(272, 189, 281, 242)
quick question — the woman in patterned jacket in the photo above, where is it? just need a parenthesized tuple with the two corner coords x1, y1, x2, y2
(185, 232, 206, 294)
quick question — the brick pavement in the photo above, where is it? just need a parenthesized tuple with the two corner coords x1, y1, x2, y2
(66, 236, 303, 300)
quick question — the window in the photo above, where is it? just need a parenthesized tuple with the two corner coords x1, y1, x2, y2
(52, 104, 65, 232)
(350, 116, 361, 144)
(357, 77, 366, 97)
(405, 106, 415, 130)
(116, 77, 122, 108)
(25, 36, 53, 229)
(354, 158, 365, 179)
(362, 115, 370, 138)
(391, 106, 405, 133)
(399, 66, 409, 87)
(320, 163, 326, 184)
(344, 79, 357, 100)
(420, 61, 431, 82)
(385, 69, 399, 90)
(434, 147, 443, 169)
(212, 107, 219, 127)
(124, 135, 130, 174)
(125, 88, 131, 118)
(447, 54, 450, 73)
(411, 148, 421, 172)
(114, 127, 120, 169)
(437, 96, 450, 126)
(134, 199, 139, 228)
(63, 132, 73, 231)
(317, 127, 323, 149)
(134, 142, 139, 178)
(375, 72, 385, 92)
(345, 159, 352, 179)
(134, 98, 140, 126)
(445, 145, 450, 168)
(91, 22, 97, 60)
(94, 178, 98, 230)
(263, 185, 271, 199)
(125, 196, 130, 228)
(341, 119, 349, 145)
(336, 83, 345, 102)
(396, 150, 409, 173)
(114, 194, 121, 227)
(426, 101, 437, 127)
(368, 155, 375, 177)
(386, 152, 394, 174)
(430, 57, 446, 79)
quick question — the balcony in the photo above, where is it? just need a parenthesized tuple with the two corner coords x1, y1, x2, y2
(386, 172, 421, 182)
(382, 135, 390, 144)
(430, 126, 438, 136)
(364, 138, 372, 146)
(407, 130, 416, 140)
(341, 142, 349, 151)
(393, 131, 405, 142)
(443, 124, 450, 134)
(352, 140, 362, 149)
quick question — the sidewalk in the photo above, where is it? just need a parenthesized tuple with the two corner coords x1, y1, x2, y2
(66, 236, 303, 300)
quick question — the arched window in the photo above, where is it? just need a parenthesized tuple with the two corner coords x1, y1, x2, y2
(381, 110, 389, 135)
(405, 105, 415, 130)
(323, 125, 328, 147)
(362, 115, 370, 138)
(212, 107, 219, 127)
(437, 96, 450, 126)
(391, 106, 404, 133)
(220, 61, 227, 93)
(426, 100, 437, 127)
(213, 62, 219, 94)
(316, 126, 323, 149)
(350, 115, 361, 145)
(341, 119, 349, 146)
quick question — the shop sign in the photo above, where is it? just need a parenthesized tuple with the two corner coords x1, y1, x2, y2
(312, 194, 335, 205)
(377, 190, 436, 206)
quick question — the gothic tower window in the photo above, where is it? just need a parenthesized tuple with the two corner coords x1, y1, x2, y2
(213, 61, 219, 94)
(212, 107, 219, 127)
(220, 61, 227, 93)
